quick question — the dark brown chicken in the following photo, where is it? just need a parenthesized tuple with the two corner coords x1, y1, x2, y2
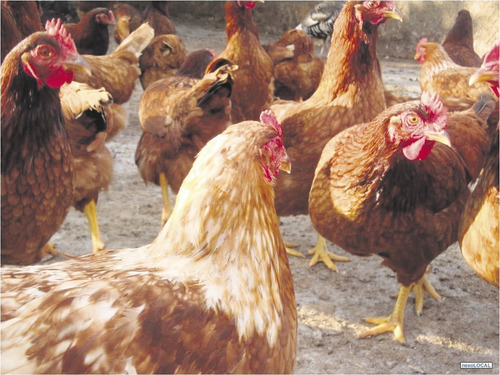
(218, 0, 274, 123)
(175, 48, 217, 79)
(139, 34, 187, 89)
(270, 1, 402, 263)
(1, 20, 89, 265)
(143, 1, 175, 36)
(1, 1, 43, 62)
(458, 44, 499, 287)
(60, 81, 113, 253)
(268, 29, 325, 101)
(65, 7, 115, 55)
(309, 92, 494, 343)
(442, 10, 482, 68)
(136, 59, 236, 226)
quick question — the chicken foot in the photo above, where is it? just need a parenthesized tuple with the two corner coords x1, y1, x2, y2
(160, 173, 173, 227)
(308, 234, 350, 271)
(83, 199, 105, 253)
(359, 283, 410, 344)
(411, 274, 442, 316)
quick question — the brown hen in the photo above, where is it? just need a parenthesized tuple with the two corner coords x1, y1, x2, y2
(415, 38, 491, 100)
(2, 114, 296, 374)
(270, 0, 402, 264)
(458, 44, 499, 287)
(60, 81, 113, 254)
(112, 2, 142, 44)
(267, 29, 325, 101)
(139, 34, 187, 89)
(136, 59, 236, 226)
(1, 20, 89, 265)
(65, 7, 115, 56)
(442, 10, 482, 68)
(218, 0, 274, 123)
(309, 93, 494, 343)
(143, 1, 176, 36)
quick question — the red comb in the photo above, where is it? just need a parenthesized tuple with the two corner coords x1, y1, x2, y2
(421, 92, 447, 131)
(260, 110, 283, 138)
(45, 18, 77, 54)
(483, 43, 499, 71)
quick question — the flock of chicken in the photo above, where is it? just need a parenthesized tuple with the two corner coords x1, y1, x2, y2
(1, 1, 498, 373)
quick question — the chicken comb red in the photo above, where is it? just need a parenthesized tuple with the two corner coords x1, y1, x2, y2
(421, 92, 447, 131)
(45, 18, 77, 54)
(260, 110, 283, 138)
(483, 43, 499, 71)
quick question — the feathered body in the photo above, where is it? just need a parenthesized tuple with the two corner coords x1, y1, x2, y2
(139, 34, 187, 90)
(415, 39, 490, 100)
(112, 2, 142, 44)
(268, 29, 325, 101)
(60, 82, 113, 214)
(1, 23, 87, 264)
(271, 0, 401, 216)
(1, 1, 43, 62)
(135, 60, 235, 194)
(143, 1, 176, 36)
(458, 44, 500, 287)
(442, 10, 482, 68)
(296, 1, 344, 55)
(218, 1, 274, 123)
(309, 94, 491, 287)
(2, 116, 297, 374)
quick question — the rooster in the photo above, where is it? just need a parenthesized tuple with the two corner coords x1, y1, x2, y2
(415, 38, 491, 101)
(139, 34, 187, 90)
(309, 92, 494, 343)
(1, 19, 89, 265)
(442, 10, 482, 68)
(458, 43, 499, 287)
(135, 59, 236, 227)
(1, 112, 297, 374)
(218, 0, 274, 123)
(65, 7, 116, 56)
(270, 0, 402, 263)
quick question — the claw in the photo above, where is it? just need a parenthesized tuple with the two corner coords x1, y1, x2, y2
(308, 234, 350, 271)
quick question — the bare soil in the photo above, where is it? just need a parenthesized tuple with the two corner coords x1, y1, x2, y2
(48, 20, 499, 374)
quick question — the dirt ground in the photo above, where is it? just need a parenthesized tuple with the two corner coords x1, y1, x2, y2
(47, 18, 499, 374)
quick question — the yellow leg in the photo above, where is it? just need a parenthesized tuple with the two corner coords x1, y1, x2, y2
(359, 284, 410, 344)
(83, 199, 105, 253)
(40, 242, 58, 258)
(160, 173, 172, 227)
(308, 234, 350, 271)
(412, 274, 442, 316)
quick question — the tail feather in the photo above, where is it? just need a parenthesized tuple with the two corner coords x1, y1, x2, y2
(114, 22, 155, 57)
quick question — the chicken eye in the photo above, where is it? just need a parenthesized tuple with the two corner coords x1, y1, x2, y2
(37, 46, 54, 59)
(408, 114, 419, 125)
(366, 1, 379, 8)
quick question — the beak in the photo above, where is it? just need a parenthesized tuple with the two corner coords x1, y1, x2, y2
(280, 153, 291, 174)
(426, 129, 451, 147)
(384, 7, 403, 22)
(63, 54, 91, 76)
(469, 71, 497, 86)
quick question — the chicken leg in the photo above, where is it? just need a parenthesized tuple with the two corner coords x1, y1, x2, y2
(359, 274, 442, 344)
(83, 199, 105, 253)
(308, 234, 350, 271)
(160, 172, 173, 227)
(359, 283, 410, 344)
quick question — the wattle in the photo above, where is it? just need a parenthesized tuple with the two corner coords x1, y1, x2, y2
(402, 137, 435, 161)
(44, 68, 74, 88)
